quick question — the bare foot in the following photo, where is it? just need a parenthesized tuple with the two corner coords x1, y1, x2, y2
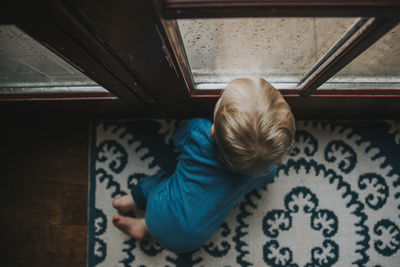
(112, 215, 148, 240)
(112, 194, 136, 214)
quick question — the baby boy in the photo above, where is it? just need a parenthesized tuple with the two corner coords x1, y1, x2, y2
(111, 77, 296, 253)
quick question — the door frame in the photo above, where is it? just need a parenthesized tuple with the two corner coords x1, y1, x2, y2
(2, 0, 400, 118)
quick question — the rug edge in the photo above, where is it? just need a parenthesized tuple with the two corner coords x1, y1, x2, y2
(87, 120, 98, 267)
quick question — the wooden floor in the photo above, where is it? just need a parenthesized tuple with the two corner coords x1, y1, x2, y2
(1, 100, 398, 267)
(0, 115, 89, 267)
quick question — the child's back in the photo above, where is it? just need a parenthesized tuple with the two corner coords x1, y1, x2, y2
(143, 118, 277, 253)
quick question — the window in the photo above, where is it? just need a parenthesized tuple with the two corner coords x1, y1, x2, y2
(320, 23, 400, 90)
(0, 25, 112, 99)
(177, 17, 356, 90)
(158, 1, 400, 97)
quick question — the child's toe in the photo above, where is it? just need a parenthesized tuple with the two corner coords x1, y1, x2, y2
(112, 198, 120, 209)
(112, 195, 136, 214)
(112, 215, 121, 225)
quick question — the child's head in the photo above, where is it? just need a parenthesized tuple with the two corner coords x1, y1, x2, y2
(212, 77, 295, 174)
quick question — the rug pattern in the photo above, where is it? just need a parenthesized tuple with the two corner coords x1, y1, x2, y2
(88, 120, 400, 267)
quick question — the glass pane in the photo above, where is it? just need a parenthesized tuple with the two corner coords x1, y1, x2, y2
(321, 23, 400, 90)
(0, 25, 108, 94)
(177, 17, 356, 89)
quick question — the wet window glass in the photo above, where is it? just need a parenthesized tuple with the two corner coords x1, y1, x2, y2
(177, 18, 356, 89)
(321, 23, 400, 90)
(0, 25, 107, 94)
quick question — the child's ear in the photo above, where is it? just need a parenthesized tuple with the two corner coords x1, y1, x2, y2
(210, 124, 215, 138)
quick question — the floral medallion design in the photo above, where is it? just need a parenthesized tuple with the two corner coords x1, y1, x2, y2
(89, 120, 400, 266)
(263, 186, 340, 267)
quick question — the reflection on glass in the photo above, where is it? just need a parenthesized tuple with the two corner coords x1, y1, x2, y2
(322, 23, 400, 90)
(0, 25, 107, 93)
(177, 17, 355, 89)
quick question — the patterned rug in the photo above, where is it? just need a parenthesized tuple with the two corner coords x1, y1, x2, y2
(88, 120, 400, 267)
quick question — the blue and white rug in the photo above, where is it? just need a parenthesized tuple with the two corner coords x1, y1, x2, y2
(88, 120, 400, 267)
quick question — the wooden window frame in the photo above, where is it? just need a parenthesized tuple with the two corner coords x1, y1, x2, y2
(0, 92, 116, 101)
(2, 0, 400, 118)
(154, 0, 400, 98)
(298, 17, 400, 97)
(161, 0, 400, 18)
(1, 0, 163, 115)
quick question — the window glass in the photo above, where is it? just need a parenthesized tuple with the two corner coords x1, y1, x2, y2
(177, 17, 356, 89)
(0, 25, 107, 93)
(321, 23, 400, 90)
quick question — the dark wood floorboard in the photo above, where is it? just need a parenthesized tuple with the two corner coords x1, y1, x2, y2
(0, 115, 89, 267)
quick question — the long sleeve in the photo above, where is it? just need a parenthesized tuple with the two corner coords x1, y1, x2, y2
(172, 119, 202, 151)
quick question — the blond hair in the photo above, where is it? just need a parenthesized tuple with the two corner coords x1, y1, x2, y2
(214, 78, 295, 173)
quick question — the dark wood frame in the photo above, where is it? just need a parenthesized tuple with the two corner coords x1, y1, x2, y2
(154, 0, 400, 99)
(191, 89, 400, 98)
(0, 92, 116, 101)
(299, 17, 400, 96)
(2, 0, 216, 117)
(2, 0, 400, 118)
(161, 0, 400, 18)
(2, 0, 162, 115)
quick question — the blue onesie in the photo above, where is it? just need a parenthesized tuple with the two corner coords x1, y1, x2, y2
(131, 118, 277, 253)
